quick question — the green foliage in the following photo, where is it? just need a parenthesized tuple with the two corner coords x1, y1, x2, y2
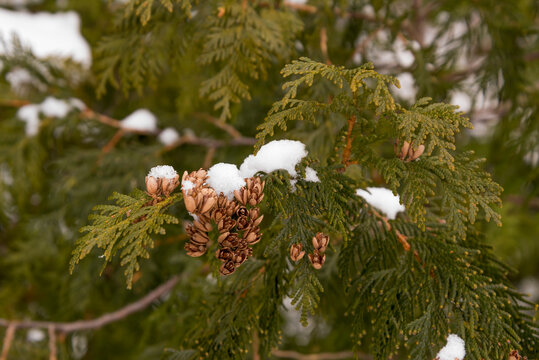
(124, 0, 193, 26)
(199, 3, 302, 120)
(0, 0, 538, 359)
(70, 190, 181, 288)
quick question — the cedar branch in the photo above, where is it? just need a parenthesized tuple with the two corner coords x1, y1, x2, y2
(0, 276, 179, 333)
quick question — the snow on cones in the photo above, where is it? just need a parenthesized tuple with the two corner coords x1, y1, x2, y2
(181, 168, 265, 276)
(145, 165, 180, 202)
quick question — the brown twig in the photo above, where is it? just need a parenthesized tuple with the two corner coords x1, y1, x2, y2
(203, 146, 217, 168)
(162, 136, 256, 153)
(272, 349, 368, 359)
(0, 276, 179, 334)
(193, 112, 243, 139)
(252, 331, 260, 360)
(0, 323, 16, 360)
(282, 1, 317, 13)
(101, 129, 125, 155)
(48, 325, 57, 360)
(340, 116, 356, 170)
(320, 27, 331, 65)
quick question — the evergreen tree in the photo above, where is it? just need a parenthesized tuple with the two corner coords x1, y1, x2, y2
(0, 1, 537, 359)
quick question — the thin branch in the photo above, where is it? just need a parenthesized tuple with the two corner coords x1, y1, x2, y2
(340, 116, 357, 170)
(271, 349, 366, 360)
(320, 27, 331, 65)
(203, 146, 217, 168)
(0, 276, 179, 334)
(48, 325, 57, 360)
(101, 129, 125, 154)
(193, 112, 243, 139)
(0, 323, 16, 360)
(0, 99, 256, 150)
(162, 136, 256, 152)
(282, 1, 316, 13)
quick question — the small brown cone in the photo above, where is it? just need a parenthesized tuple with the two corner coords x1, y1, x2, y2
(219, 260, 236, 275)
(145, 176, 161, 197)
(409, 144, 425, 161)
(308, 250, 326, 270)
(290, 243, 305, 261)
(312, 232, 330, 252)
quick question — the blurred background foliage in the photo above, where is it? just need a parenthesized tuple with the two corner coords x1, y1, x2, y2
(0, 0, 537, 359)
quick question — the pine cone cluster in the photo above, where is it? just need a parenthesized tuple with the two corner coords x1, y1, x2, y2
(181, 170, 265, 275)
(289, 232, 330, 269)
(308, 232, 329, 269)
(394, 139, 425, 162)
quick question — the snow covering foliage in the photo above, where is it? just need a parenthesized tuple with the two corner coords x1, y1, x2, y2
(206, 163, 246, 200)
(147, 165, 177, 179)
(304, 167, 320, 182)
(356, 187, 405, 220)
(121, 109, 158, 132)
(16, 97, 80, 136)
(158, 127, 180, 146)
(202, 140, 311, 198)
(0, 9, 91, 66)
(5, 67, 46, 93)
(436, 334, 466, 360)
(240, 140, 308, 178)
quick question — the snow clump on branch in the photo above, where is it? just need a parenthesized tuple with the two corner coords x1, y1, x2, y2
(435, 334, 466, 360)
(356, 187, 405, 220)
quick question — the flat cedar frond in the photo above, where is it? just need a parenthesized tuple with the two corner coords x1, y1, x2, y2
(396, 97, 473, 166)
(199, 4, 302, 121)
(290, 261, 324, 326)
(256, 57, 399, 148)
(70, 189, 181, 288)
(124, 0, 192, 26)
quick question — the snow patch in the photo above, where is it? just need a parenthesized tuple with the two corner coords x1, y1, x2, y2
(436, 334, 466, 360)
(0, 9, 91, 66)
(304, 167, 320, 182)
(356, 187, 405, 220)
(17, 104, 40, 136)
(26, 328, 45, 343)
(147, 165, 177, 179)
(181, 180, 195, 194)
(158, 127, 180, 146)
(240, 140, 308, 178)
(121, 109, 158, 132)
(40, 96, 71, 118)
(206, 163, 246, 200)
(16, 97, 80, 136)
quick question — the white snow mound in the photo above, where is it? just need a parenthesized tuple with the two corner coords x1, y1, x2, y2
(356, 187, 405, 220)
(0, 9, 92, 67)
(240, 140, 308, 178)
(158, 127, 180, 146)
(436, 334, 466, 360)
(121, 109, 158, 132)
(304, 167, 320, 182)
(148, 165, 177, 179)
(206, 163, 246, 200)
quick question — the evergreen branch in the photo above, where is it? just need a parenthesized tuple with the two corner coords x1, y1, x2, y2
(0, 275, 179, 332)
(271, 349, 361, 359)
(70, 190, 181, 288)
